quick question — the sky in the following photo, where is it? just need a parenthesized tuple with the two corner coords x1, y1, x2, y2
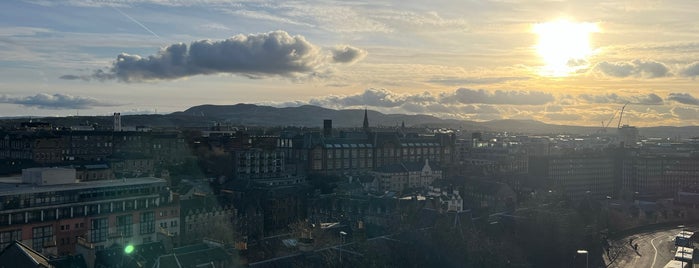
(2, 0, 699, 127)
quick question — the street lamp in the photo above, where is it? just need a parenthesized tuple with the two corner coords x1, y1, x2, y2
(577, 249, 588, 268)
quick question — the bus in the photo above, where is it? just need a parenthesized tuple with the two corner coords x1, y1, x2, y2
(675, 231, 694, 248)
(674, 246, 693, 263)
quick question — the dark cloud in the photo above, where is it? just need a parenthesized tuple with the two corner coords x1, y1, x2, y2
(426, 76, 529, 86)
(579, 93, 663, 105)
(62, 31, 366, 82)
(441, 88, 554, 105)
(672, 106, 699, 120)
(59, 74, 83, 80)
(0, 93, 120, 109)
(680, 62, 699, 78)
(594, 60, 670, 78)
(331, 45, 367, 63)
(667, 93, 699, 105)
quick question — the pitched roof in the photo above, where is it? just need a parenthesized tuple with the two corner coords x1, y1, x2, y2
(0, 240, 52, 268)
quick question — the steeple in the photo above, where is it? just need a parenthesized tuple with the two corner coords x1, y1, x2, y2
(363, 108, 369, 131)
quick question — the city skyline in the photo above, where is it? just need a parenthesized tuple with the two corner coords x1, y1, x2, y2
(2, 0, 699, 127)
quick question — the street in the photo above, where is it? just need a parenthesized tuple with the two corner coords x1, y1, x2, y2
(607, 227, 686, 268)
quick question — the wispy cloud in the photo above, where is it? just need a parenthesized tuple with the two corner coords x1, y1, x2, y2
(579, 93, 663, 105)
(426, 76, 529, 86)
(441, 88, 554, 105)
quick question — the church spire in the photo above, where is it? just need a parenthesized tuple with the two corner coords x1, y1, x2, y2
(363, 108, 369, 131)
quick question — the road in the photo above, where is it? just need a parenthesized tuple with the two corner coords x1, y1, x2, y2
(607, 227, 685, 268)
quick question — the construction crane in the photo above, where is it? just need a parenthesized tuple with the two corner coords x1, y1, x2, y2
(602, 111, 617, 132)
(617, 102, 629, 128)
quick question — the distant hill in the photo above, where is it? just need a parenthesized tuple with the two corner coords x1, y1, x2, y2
(171, 104, 599, 134)
(172, 104, 461, 129)
(2, 103, 698, 137)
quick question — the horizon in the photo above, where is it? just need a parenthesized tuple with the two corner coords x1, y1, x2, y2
(2, 1, 699, 127)
(4, 102, 699, 129)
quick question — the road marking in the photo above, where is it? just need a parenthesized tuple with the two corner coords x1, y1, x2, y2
(651, 232, 672, 268)
(650, 234, 662, 268)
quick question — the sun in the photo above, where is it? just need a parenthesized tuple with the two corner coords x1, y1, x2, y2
(533, 20, 599, 77)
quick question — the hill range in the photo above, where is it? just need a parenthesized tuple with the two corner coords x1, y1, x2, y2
(1, 103, 697, 137)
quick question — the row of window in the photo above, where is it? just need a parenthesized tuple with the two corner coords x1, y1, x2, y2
(90, 211, 156, 243)
(0, 197, 162, 227)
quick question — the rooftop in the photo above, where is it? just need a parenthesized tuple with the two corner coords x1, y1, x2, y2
(0, 177, 166, 196)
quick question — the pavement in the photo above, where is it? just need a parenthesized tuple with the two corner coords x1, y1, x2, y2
(607, 227, 688, 268)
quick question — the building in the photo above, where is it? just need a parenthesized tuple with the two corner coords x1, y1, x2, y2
(622, 155, 699, 197)
(372, 159, 442, 192)
(0, 168, 178, 257)
(618, 125, 638, 148)
(299, 131, 455, 175)
(529, 153, 616, 200)
(232, 149, 285, 180)
(179, 197, 236, 245)
(461, 180, 516, 212)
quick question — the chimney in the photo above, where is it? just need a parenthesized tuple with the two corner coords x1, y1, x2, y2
(113, 112, 122, 132)
(323, 119, 332, 137)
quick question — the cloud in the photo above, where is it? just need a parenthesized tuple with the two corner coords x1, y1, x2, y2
(594, 60, 670, 78)
(0, 93, 120, 109)
(441, 88, 554, 105)
(309, 88, 409, 108)
(62, 31, 366, 82)
(579, 93, 663, 105)
(306, 88, 552, 109)
(671, 106, 699, 120)
(680, 62, 699, 78)
(667, 93, 699, 105)
(331, 45, 367, 64)
(545, 112, 583, 121)
(426, 76, 529, 85)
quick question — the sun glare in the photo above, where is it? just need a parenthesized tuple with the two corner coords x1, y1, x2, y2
(533, 20, 599, 77)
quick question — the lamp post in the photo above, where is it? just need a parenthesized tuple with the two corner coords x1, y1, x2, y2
(577, 249, 588, 268)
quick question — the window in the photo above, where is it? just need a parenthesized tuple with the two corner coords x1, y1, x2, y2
(116, 215, 133, 237)
(32, 225, 53, 251)
(0, 229, 21, 249)
(90, 218, 108, 243)
(140, 211, 155, 234)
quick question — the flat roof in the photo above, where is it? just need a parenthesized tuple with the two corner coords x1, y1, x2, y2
(0, 177, 166, 196)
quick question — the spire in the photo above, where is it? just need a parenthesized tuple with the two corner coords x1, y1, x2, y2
(363, 108, 369, 131)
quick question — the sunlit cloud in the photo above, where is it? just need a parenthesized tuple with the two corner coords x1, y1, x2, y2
(593, 60, 671, 78)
